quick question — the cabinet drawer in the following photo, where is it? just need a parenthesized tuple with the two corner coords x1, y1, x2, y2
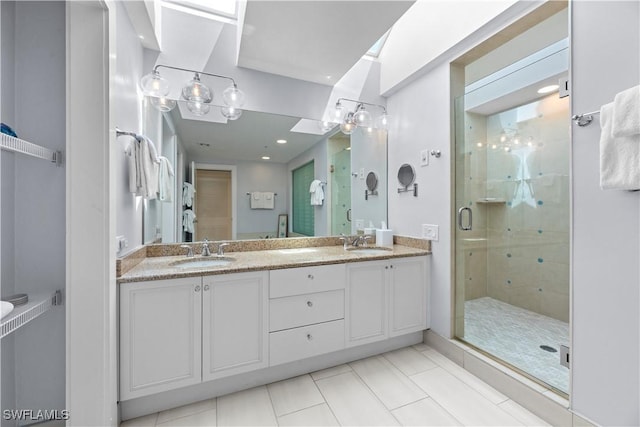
(270, 264, 346, 298)
(270, 290, 344, 332)
(269, 320, 345, 366)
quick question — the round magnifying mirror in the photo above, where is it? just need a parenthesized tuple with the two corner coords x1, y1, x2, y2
(397, 163, 415, 187)
(366, 171, 378, 192)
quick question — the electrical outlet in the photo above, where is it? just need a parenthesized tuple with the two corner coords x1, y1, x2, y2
(420, 149, 429, 166)
(422, 224, 439, 241)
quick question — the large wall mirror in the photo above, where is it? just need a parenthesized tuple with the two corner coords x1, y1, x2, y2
(142, 99, 387, 243)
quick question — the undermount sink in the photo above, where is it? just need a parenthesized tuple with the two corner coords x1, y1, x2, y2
(1, 301, 14, 320)
(346, 247, 393, 255)
(170, 257, 235, 269)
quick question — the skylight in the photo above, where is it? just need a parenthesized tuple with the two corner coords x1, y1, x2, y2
(366, 30, 391, 58)
(164, 0, 237, 19)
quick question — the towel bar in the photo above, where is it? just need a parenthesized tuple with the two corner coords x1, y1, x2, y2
(572, 110, 600, 127)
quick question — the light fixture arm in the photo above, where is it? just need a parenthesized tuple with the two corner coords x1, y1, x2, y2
(336, 97, 387, 114)
(153, 64, 238, 88)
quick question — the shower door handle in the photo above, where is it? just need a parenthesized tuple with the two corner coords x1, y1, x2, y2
(458, 207, 472, 231)
(346, 209, 352, 222)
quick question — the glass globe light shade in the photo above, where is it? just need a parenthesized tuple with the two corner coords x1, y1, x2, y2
(182, 73, 212, 103)
(150, 96, 177, 112)
(140, 71, 170, 97)
(329, 103, 345, 123)
(340, 112, 356, 135)
(222, 85, 246, 108)
(353, 106, 372, 128)
(221, 106, 243, 120)
(186, 99, 211, 116)
(376, 112, 389, 130)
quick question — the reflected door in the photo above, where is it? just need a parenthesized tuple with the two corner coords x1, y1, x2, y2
(194, 169, 232, 241)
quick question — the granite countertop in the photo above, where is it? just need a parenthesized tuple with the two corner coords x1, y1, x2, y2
(117, 244, 430, 284)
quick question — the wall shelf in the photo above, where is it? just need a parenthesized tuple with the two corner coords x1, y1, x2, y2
(1, 290, 62, 339)
(0, 133, 62, 166)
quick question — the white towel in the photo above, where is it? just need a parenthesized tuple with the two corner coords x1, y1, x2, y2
(182, 209, 196, 233)
(309, 180, 324, 206)
(126, 135, 160, 199)
(183, 182, 195, 207)
(600, 103, 640, 190)
(158, 156, 175, 202)
(250, 191, 262, 209)
(262, 192, 275, 209)
(612, 85, 640, 138)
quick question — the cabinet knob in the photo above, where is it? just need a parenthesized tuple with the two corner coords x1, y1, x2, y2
(390, 265, 394, 269)
(195, 285, 201, 292)
(307, 301, 313, 307)
(385, 266, 388, 269)
(307, 274, 314, 279)
(306, 333, 313, 341)
(204, 284, 210, 291)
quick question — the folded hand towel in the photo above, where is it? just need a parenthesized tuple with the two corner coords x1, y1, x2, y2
(158, 156, 175, 202)
(183, 182, 195, 207)
(309, 180, 324, 206)
(262, 192, 275, 209)
(250, 191, 263, 209)
(612, 85, 640, 138)
(600, 103, 640, 190)
(183, 209, 196, 234)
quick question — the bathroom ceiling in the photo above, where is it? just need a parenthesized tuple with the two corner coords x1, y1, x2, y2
(169, 108, 327, 164)
(237, 0, 415, 85)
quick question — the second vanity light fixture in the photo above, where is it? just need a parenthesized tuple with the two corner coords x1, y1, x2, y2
(140, 64, 245, 120)
(323, 98, 389, 135)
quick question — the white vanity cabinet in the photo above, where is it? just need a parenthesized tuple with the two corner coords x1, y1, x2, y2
(202, 271, 268, 381)
(268, 264, 346, 366)
(120, 277, 202, 400)
(346, 256, 429, 347)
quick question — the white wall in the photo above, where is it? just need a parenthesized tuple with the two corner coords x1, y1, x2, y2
(0, 1, 66, 419)
(236, 161, 288, 238)
(387, 63, 453, 336)
(114, 2, 145, 254)
(570, 1, 639, 425)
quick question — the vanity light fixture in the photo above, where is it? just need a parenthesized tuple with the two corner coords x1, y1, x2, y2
(140, 64, 245, 119)
(328, 98, 388, 135)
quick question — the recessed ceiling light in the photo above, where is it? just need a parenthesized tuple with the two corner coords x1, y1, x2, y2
(276, 139, 287, 144)
(261, 156, 271, 160)
(537, 84, 559, 94)
(139, 35, 145, 40)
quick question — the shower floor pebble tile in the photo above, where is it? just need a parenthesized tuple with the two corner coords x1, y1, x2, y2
(120, 345, 546, 427)
(463, 296, 569, 392)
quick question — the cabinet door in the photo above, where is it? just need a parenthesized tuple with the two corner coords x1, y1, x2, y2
(389, 256, 429, 337)
(120, 277, 202, 400)
(202, 271, 269, 381)
(346, 260, 388, 347)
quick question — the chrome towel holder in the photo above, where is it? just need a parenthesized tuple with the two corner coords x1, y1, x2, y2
(572, 110, 600, 127)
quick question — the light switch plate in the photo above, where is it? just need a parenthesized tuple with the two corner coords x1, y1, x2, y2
(422, 224, 439, 241)
(420, 149, 429, 166)
(359, 168, 365, 179)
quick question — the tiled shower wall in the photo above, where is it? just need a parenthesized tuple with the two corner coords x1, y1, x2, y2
(461, 95, 570, 323)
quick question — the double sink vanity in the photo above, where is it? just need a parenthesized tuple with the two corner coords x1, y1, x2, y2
(116, 235, 431, 418)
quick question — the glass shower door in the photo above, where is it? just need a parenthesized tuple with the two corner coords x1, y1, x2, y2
(454, 90, 571, 394)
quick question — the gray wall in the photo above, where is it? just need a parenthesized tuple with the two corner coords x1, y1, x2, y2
(570, 1, 639, 424)
(0, 1, 66, 420)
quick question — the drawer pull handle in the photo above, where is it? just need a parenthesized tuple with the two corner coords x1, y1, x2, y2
(306, 333, 313, 341)
(307, 274, 314, 279)
(195, 285, 201, 292)
(204, 284, 210, 291)
(307, 301, 313, 307)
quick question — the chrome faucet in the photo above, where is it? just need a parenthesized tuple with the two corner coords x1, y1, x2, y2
(339, 234, 349, 250)
(202, 239, 211, 257)
(352, 235, 370, 247)
(180, 245, 194, 257)
(217, 243, 230, 256)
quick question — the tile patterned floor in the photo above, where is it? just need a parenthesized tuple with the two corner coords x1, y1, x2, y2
(464, 297, 570, 393)
(121, 344, 550, 427)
